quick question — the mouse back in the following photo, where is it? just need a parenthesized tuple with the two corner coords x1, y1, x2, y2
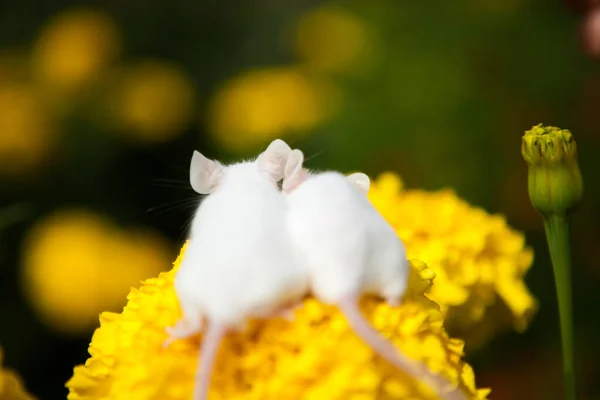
(176, 139, 306, 326)
(283, 149, 408, 304)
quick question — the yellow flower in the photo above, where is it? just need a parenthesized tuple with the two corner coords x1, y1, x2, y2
(368, 173, 537, 346)
(292, 6, 374, 75)
(0, 347, 36, 400)
(31, 8, 120, 94)
(21, 209, 173, 335)
(67, 243, 490, 400)
(109, 61, 195, 143)
(522, 124, 583, 217)
(208, 67, 340, 152)
(0, 82, 55, 176)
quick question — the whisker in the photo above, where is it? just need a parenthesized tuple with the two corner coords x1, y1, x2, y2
(180, 213, 196, 241)
(146, 197, 197, 211)
(179, 194, 211, 240)
(146, 198, 200, 216)
(150, 201, 199, 217)
(303, 150, 324, 163)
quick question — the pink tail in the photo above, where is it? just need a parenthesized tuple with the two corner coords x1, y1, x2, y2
(338, 296, 467, 400)
(194, 322, 226, 400)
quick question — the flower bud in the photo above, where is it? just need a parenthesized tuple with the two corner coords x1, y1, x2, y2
(521, 124, 584, 217)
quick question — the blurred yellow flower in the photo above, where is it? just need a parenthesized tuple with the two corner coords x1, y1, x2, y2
(67, 243, 490, 400)
(368, 173, 537, 346)
(208, 67, 340, 152)
(21, 209, 173, 335)
(293, 6, 374, 75)
(0, 347, 35, 400)
(31, 8, 120, 94)
(0, 82, 55, 175)
(110, 61, 195, 143)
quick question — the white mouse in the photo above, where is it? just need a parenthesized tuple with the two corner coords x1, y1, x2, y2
(165, 140, 309, 400)
(282, 149, 467, 400)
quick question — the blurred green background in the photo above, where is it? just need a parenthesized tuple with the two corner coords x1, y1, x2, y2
(1, 0, 599, 399)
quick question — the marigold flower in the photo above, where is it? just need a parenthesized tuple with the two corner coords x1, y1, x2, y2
(522, 124, 582, 399)
(67, 244, 490, 400)
(207, 67, 340, 152)
(0, 82, 55, 175)
(368, 173, 537, 346)
(21, 209, 172, 335)
(31, 8, 120, 94)
(521, 124, 583, 218)
(292, 6, 374, 75)
(0, 347, 36, 400)
(109, 61, 195, 143)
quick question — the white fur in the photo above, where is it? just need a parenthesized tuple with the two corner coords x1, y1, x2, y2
(284, 153, 408, 304)
(173, 140, 308, 330)
(282, 154, 466, 400)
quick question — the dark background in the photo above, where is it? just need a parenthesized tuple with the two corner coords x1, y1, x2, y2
(1, 0, 599, 399)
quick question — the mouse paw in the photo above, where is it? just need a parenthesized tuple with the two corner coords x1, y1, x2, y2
(163, 318, 201, 349)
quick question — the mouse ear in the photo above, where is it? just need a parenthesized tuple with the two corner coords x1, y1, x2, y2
(282, 149, 306, 193)
(190, 151, 223, 194)
(346, 172, 370, 195)
(257, 139, 292, 181)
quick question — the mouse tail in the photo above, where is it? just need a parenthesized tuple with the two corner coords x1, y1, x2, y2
(338, 296, 467, 400)
(193, 322, 226, 400)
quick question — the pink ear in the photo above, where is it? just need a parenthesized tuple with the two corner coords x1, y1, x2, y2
(282, 149, 306, 193)
(346, 173, 370, 195)
(257, 139, 292, 181)
(190, 151, 223, 194)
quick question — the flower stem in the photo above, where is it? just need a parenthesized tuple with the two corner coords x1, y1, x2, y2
(543, 215, 576, 400)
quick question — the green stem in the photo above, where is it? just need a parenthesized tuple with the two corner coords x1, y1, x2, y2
(543, 215, 576, 400)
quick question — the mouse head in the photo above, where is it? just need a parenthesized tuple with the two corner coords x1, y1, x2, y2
(190, 139, 292, 194)
(255, 139, 292, 183)
(189, 151, 224, 195)
(282, 149, 371, 195)
(282, 149, 308, 194)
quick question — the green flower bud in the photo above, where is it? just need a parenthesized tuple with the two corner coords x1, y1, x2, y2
(522, 124, 582, 399)
(521, 124, 584, 217)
